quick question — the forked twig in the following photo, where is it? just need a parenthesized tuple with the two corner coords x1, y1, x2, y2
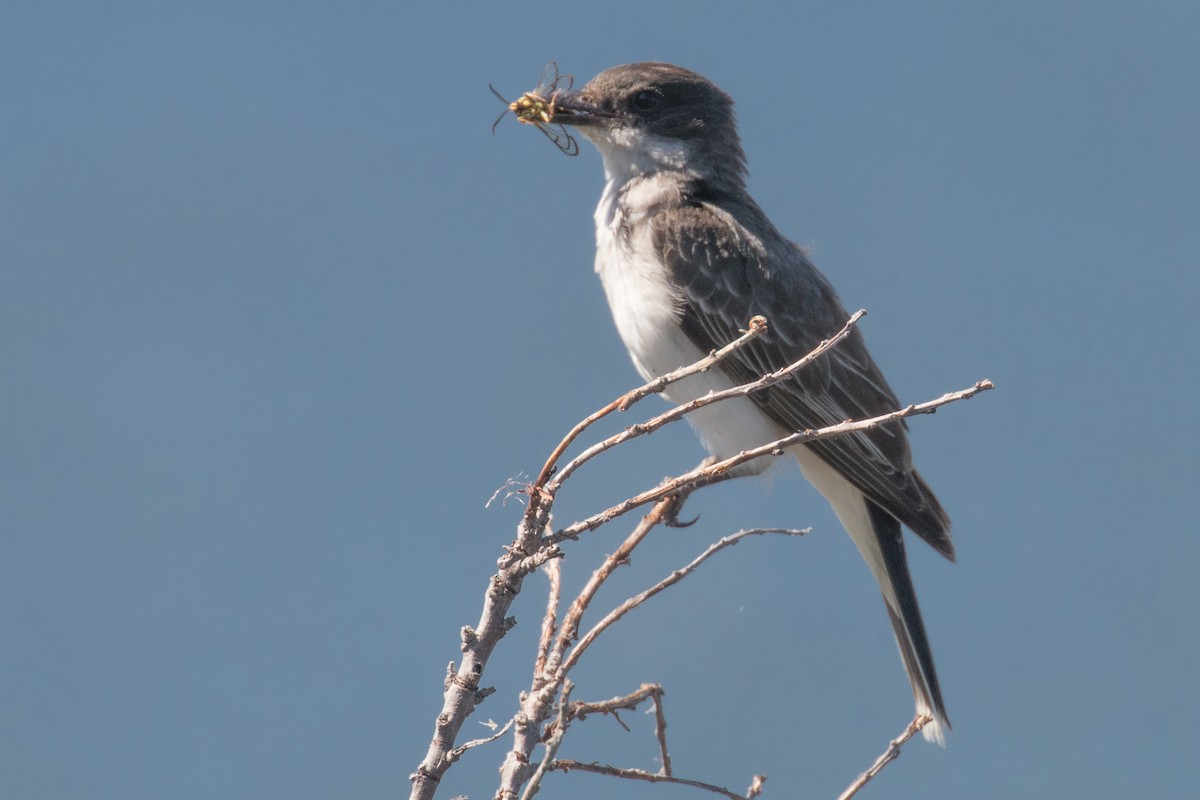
(523, 315, 773, 521)
(566, 684, 672, 775)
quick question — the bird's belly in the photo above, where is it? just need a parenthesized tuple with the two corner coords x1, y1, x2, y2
(595, 240, 789, 463)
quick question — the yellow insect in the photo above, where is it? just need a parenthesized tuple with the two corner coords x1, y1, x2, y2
(489, 62, 579, 156)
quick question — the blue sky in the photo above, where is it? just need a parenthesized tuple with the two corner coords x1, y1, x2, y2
(3, 2, 1198, 798)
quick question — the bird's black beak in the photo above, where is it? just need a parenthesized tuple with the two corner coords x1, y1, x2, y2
(550, 91, 609, 127)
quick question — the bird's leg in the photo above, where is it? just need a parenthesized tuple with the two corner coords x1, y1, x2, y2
(661, 455, 721, 528)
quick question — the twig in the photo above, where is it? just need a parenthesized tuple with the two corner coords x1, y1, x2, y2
(519, 680, 573, 800)
(549, 379, 994, 545)
(569, 689, 654, 718)
(525, 315, 773, 506)
(835, 714, 930, 800)
(545, 310, 866, 494)
(410, 523, 559, 799)
(561, 528, 809, 674)
(551, 759, 764, 800)
(651, 687, 672, 777)
(498, 521, 807, 798)
(534, 560, 561, 680)
(566, 684, 675, 775)
(445, 717, 515, 764)
(503, 527, 803, 798)
(494, 497, 679, 799)
(544, 496, 675, 676)
(485, 473, 530, 509)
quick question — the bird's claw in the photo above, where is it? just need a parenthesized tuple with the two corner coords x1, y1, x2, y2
(661, 489, 700, 528)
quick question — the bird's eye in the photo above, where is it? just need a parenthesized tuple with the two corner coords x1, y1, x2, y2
(630, 90, 660, 111)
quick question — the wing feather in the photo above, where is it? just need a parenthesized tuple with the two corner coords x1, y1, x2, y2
(654, 195, 953, 557)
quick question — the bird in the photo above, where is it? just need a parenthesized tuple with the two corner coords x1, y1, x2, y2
(544, 62, 955, 743)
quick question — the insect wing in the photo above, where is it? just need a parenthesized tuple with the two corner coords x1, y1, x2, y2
(531, 120, 579, 156)
(533, 61, 571, 97)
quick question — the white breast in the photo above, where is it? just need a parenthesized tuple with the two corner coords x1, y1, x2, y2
(592, 178, 789, 464)
(593, 177, 693, 382)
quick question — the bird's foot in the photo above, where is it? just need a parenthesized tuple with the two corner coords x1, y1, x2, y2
(660, 456, 722, 528)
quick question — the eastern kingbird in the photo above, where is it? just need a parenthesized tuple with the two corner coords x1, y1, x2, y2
(547, 62, 954, 743)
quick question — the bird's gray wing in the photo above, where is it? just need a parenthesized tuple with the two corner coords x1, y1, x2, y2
(653, 198, 953, 558)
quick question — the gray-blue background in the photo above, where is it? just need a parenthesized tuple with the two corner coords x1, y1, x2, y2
(4, 2, 1197, 798)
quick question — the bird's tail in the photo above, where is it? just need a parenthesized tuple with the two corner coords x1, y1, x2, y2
(865, 501, 950, 743)
(794, 449, 950, 744)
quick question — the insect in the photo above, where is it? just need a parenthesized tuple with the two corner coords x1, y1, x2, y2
(489, 62, 580, 156)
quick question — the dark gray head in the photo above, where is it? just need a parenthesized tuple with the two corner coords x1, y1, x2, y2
(553, 62, 747, 191)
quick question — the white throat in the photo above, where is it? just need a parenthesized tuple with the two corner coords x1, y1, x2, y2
(582, 126, 692, 184)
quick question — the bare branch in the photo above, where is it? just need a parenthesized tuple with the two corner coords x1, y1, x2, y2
(534, 560, 561, 680)
(836, 714, 930, 800)
(652, 687, 672, 777)
(413, 303, 992, 799)
(410, 517, 559, 799)
(495, 497, 679, 800)
(565, 684, 674, 776)
(506, 526, 801, 800)
(525, 315, 772, 502)
(519, 680, 574, 800)
(551, 759, 764, 800)
(550, 379, 994, 545)
(546, 310, 867, 493)
(561, 528, 809, 674)
(613, 314, 771, 413)
(498, 519, 807, 800)
(543, 497, 674, 677)
(445, 717, 515, 764)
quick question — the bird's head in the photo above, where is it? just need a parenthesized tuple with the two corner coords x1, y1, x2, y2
(551, 62, 747, 190)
